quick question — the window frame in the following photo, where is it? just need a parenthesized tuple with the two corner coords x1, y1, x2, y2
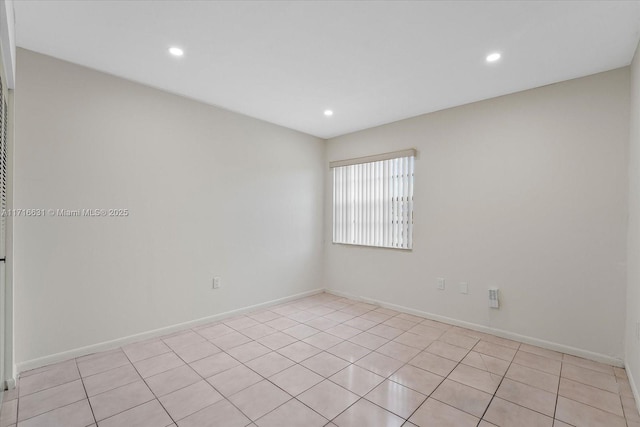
(331, 149, 416, 250)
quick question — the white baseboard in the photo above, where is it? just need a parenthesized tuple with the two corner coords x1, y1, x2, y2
(16, 288, 324, 374)
(17, 286, 624, 375)
(626, 361, 640, 417)
(5, 377, 15, 390)
(326, 289, 624, 367)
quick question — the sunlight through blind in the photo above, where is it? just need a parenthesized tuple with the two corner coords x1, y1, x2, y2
(332, 150, 415, 249)
(0, 78, 6, 258)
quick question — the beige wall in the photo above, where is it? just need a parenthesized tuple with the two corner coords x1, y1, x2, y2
(14, 49, 325, 365)
(627, 42, 640, 399)
(325, 69, 630, 362)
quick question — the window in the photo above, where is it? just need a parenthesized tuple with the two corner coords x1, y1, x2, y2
(331, 149, 415, 249)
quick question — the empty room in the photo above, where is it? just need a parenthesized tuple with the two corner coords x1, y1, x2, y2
(0, 0, 639, 426)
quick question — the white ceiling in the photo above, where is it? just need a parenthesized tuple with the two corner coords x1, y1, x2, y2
(13, 1, 640, 139)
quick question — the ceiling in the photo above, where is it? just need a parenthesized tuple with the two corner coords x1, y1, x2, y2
(13, 1, 640, 139)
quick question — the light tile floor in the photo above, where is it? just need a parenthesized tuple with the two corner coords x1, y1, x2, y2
(1, 292, 638, 426)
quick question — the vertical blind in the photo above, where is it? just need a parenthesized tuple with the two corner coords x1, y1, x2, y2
(0, 77, 6, 258)
(331, 150, 415, 249)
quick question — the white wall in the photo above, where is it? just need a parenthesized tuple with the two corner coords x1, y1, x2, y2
(325, 69, 630, 361)
(627, 42, 640, 399)
(14, 49, 325, 365)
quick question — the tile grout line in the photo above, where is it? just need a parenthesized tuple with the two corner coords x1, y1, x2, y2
(616, 368, 636, 427)
(14, 362, 83, 399)
(75, 358, 99, 427)
(613, 371, 632, 427)
(474, 341, 520, 426)
(553, 359, 562, 422)
(14, 384, 19, 427)
(400, 332, 477, 425)
(117, 346, 177, 427)
(14, 398, 93, 426)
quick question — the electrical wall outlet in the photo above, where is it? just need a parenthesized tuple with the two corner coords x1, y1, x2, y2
(213, 276, 221, 289)
(636, 321, 639, 341)
(437, 277, 445, 290)
(459, 282, 469, 294)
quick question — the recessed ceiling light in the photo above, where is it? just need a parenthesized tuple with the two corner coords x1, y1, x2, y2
(324, 110, 333, 117)
(486, 52, 501, 63)
(169, 47, 184, 57)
